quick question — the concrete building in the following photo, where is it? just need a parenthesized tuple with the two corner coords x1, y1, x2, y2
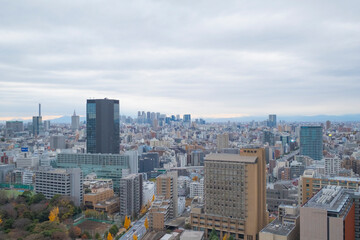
(71, 110, 80, 130)
(156, 171, 178, 218)
(143, 181, 155, 205)
(11, 169, 34, 185)
(0, 164, 15, 183)
(43, 120, 50, 131)
(263, 131, 275, 146)
(35, 168, 83, 206)
(148, 196, 171, 231)
(125, 150, 139, 174)
(190, 178, 204, 199)
(325, 157, 341, 176)
(190, 148, 268, 239)
(289, 161, 305, 179)
(5, 121, 23, 137)
(298, 169, 360, 205)
(16, 152, 39, 169)
(84, 188, 114, 209)
(191, 150, 204, 166)
(119, 174, 143, 218)
(300, 126, 323, 160)
(139, 152, 159, 174)
(50, 135, 66, 150)
(300, 186, 355, 240)
(217, 133, 229, 151)
(260, 205, 300, 240)
(266, 182, 298, 214)
(180, 230, 204, 240)
(149, 171, 178, 230)
(56, 153, 130, 192)
(86, 98, 120, 154)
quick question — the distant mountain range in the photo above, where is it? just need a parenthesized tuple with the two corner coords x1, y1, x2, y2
(2, 114, 360, 124)
(205, 114, 360, 123)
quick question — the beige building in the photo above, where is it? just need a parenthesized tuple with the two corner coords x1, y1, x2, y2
(190, 148, 268, 240)
(298, 169, 360, 205)
(84, 188, 114, 209)
(149, 171, 178, 230)
(93, 197, 119, 214)
(216, 133, 229, 151)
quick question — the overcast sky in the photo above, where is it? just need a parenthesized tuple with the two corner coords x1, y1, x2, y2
(1, 0, 360, 120)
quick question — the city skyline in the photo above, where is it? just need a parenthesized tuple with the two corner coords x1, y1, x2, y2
(1, 1, 360, 120)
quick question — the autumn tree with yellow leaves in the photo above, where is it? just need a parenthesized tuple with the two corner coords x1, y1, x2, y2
(144, 217, 149, 230)
(152, 194, 155, 202)
(107, 232, 113, 240)
(49, 207, 59, 222)
(124, 215, 131, 229)
(133, 234, 138, 240)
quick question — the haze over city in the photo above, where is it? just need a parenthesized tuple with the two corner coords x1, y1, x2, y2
(2, 1, 360, 240)
(1, 0, 360, 121)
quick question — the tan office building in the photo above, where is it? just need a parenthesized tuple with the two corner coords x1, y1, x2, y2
(149, 171, 178, 230)
(84, 188, 114, 208)
(190, 148, 268, 240)
(298, 169, 360, 205)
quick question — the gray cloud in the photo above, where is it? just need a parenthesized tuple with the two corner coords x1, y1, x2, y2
(0, 0, 360, 119)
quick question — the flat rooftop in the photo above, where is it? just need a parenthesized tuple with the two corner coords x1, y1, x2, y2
(205, 154, 257, 163)
(303, 186, 351, 213)
(260, 218, 295, 236)
(180, 230, 204, 240)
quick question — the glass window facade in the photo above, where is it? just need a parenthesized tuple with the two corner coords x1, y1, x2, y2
(300, 126, 323, 160)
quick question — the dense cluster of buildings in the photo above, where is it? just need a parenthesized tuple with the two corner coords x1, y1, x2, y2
(2, 101, 360, 239)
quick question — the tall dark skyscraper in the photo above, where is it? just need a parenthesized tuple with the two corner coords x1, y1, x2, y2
(268, 114, 277, 128)
(86, 98, 120, 154)
(32, 103, 42, 136)
(300, 126, 323, 160)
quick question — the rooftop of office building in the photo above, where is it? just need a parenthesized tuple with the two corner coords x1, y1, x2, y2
(260, 218, 296, 236)
(204, 154, 257, 163)
(303, 186, 351, 213)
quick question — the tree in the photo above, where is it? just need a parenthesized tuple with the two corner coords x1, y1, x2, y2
(222, 234, 227, 240)
(83, 231, 92, 239)
(31, 193, 46, 204)
(192, 176, 199, 181)
(209, 228, 219, 240)
(13, 218, 32, 230)
(69, 226, 81, 238)
(133, 234, 138, 240)
(95, 232, 101, 240)
(109, 224, 119, 236)
(140, 206, 147, 215)
(144, 217, 149, 230)
(228, 236, 234, 240)
(107, 232, 113, 240)
(152, 195, 155, 202)
(124, 216, 130, 229)
(0, 216, 2, 225)
(49, 207, 59, 222)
